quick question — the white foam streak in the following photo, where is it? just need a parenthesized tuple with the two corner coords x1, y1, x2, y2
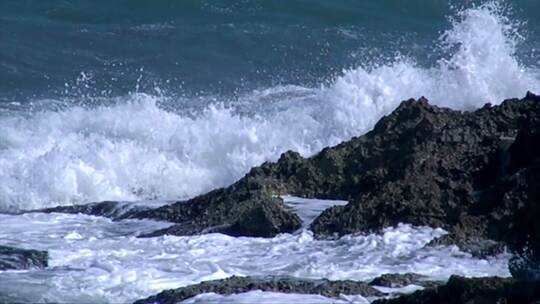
(0, 3, 539, 211)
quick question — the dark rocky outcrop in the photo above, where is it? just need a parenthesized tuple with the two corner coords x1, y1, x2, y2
(373, 275, 540, 304)
(427, 234, 505, 258)
(370, 273, 439, 288)
(133, 276, 383, 304)
(132, 191, 302, 238)
(136, 94, 540, 243)
(31, 94, 540, 253)
(34, 195, 303, 238)
(0, 245, 48, 270)
(310, 97, 538, 237)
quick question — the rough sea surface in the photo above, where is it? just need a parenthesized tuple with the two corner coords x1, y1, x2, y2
(0, 1, 539, 303)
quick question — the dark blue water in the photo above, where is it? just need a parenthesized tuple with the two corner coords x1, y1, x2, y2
(1, 0, 538, 101)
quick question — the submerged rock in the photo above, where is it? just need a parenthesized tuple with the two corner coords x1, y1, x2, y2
(427, 234, 505, 258)
(37, 201, 132, 219)
(0, 245, 48, 270)
(370, 273, 439, 288)
(373, 275, 540, 304)
(133, 276, 383, 304)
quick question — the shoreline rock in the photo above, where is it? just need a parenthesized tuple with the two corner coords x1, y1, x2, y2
(133, 276, 383, 304)
(132, 93, 540, 246)
(131, 190, 302, 238)
(0, 245, 48, 271)
(30, 93, 540, 257)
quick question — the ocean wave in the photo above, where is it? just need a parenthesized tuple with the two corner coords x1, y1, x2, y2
(1, 2, 539, 211)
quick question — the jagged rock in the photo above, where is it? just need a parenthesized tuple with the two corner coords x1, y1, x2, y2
(370, 273, 439, 288)
(30, 94, 540, 255)
(311, 97, 540, 238)
(373, 275, 540, 304)
(0, 246, 48, 270)
(307, 95, 540, 263)
(526, 90, 540, 102)
(133, 276, 383, 304)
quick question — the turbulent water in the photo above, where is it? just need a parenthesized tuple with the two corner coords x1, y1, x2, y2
(0, 199, 510, 303)
(0, 1, 538, 303)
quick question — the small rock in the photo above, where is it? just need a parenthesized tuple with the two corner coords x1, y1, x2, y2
(0, 245, 48, 270)
(370, 273, 438, 288)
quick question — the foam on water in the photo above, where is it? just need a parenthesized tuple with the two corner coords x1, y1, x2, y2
(0, 212, 509, 303)
(1, 2, 539, 211)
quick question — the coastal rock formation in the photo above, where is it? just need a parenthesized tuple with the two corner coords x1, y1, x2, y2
(135, 94, 540, 243)
(310, 96, 537, 229)
(133, 276, 382, 304)
(30, 94, 540, 302)
(33, 94, 540, 255)
(373, 275, 540, 304)
(0, 245, 48, 270)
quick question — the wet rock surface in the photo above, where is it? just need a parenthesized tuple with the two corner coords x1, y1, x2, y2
(373, 275, 540, 304)
(370, 273, 439, 288)
(132, 190, 302, 238)
(133, 276, 383, 304)
(0, 245, 48, 270)
(308, 95, 540, 257)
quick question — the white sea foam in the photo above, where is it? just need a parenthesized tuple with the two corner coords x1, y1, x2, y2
(0, 3, 539, 211)
(0, 212, 509, 303)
